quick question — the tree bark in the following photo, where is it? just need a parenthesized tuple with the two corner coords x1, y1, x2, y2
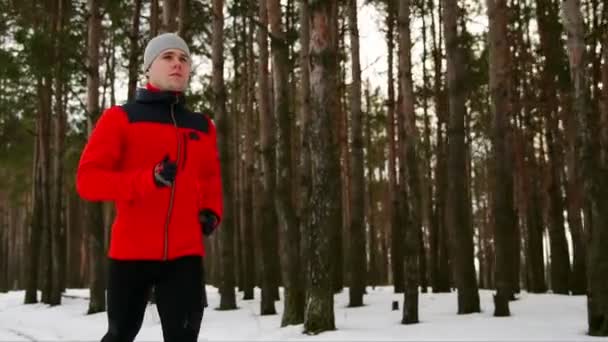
(385, 0, 403, 294)
(443, 0, 480, 313)
(346, 0, 366, 308)
(177, 0, 187, 37)
(212, 0, 237, 311)
(364, 82, 378, 289)
(298, 0, 313, 309)
(268, 0, 304, 325)
(487, 0, 516, 316)
(398, 0, 421, 324)
(49, 0, 67, 306)
(429, 0, 450, 293)
(304, 0, 339, 334)
(562, 0, 608, 335)
(85, 0, 106, 315)
(536, 0, 571, 295)
(240, 0, 256, 301)
(151, 0, 160, 37)
(257, 0, 278, 315)
(127, 0, 142, 101)
(162, 0, 177, 33)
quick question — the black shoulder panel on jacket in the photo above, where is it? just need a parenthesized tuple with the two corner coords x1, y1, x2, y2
(121, 103, 209, 134)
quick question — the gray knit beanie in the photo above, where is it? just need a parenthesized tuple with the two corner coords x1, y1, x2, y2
(143, 33, 191, 72)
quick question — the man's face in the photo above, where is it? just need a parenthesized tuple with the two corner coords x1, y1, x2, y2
(147, 49, 191, 92)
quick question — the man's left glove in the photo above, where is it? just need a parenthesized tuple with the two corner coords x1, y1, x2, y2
(199, 209, 219, 236)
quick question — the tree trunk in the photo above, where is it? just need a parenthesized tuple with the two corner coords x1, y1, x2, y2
(127, 0, 142, 101)
(385, 1, 403, 294)
(151, 0, 160, 37)
(487, 0, 516, 316)
(85, 0, 105, 315)
(39, 76, 52, 306)
(562, 0, 608, 335)
(240, 1, 256, 301)
(257, 0, 277, 316)
(25, 131, 41, 304)
(0, 196, 6, 292)
(267, 0, 304, 325)
(536, 0, 571, 295)
(212, 0, 236, 311)
(364, 82, 377, 289)
(298, 0, 313, 308)
(304, 0, 339, 334)
(177, 0, 187, 37)
(162, 0, 177, 33)
(430, 0, 450, 293)
(398, 0, 421, 324)
(443, 0, 480, 313)
(419, 0, 432, 294)
(49, 0, 67, 306)
(563, 89, 587, 296)
(346, 0, 366, 308)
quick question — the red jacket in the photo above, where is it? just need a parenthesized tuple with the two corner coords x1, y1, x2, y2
(76, 84, 223, 260)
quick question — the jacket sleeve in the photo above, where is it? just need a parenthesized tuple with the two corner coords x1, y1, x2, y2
(76, 106, 157, 202)
(198, 116, 224, 223)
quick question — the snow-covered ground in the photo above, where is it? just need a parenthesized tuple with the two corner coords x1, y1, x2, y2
(0, 286, 600, 341)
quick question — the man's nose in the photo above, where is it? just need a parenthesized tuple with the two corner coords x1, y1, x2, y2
(171, 58, 183, 69)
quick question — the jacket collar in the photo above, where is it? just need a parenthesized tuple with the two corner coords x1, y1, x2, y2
(134, 83, 186, 106)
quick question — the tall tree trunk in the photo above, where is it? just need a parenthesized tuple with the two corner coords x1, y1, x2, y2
(25, 132, 42, 304)
(212, 0, 236, 310)
(419, 0, 432, 294)
(127, 0, 142, 102)
(335, 18, 346, 293)
(257, 0, 277, 316)
(429, 0, 450, 293)
(536, 0, 571, 295)
(487, 0, 516, 316)
(162, 0, 177, 33)
(520, 12, 547, 293)
(298, 0, 313, 307)
(346, 0, 366, 308)
(385, 0, 403, 294)
(304, 0, 339, 334)
(398, 0, 421, 324)
(268, 0, 304, 325)
(177, 0, 187, 37)
(0, 197, 6, 292)
(240, 1, 256, 301)
(561, 0, 586, 297)
(562, 0, 608, 336)
(85, 0, 105, 315)
(39, 77, 52, 305)
(563, 89, 587, 296)
(151, 0, 160, 37)
(50, 0, 67, 306)
(443, 0, 480, 313)
(364, 82, 377, 289)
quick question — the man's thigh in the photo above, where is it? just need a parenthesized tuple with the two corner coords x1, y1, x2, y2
(155, 256, 204, 342)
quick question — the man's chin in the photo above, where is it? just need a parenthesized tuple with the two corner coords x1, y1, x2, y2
(166, 83, 187, 92)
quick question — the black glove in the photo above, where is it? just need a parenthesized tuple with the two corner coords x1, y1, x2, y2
(154, 154, 177, 187)
(199, 210, 219, 236)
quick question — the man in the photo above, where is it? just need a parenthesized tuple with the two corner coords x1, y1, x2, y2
(76, 32, 223, 342)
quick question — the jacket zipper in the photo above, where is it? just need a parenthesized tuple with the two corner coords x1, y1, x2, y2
(163, 95, 181, 260)
(182, 133, 188, 170)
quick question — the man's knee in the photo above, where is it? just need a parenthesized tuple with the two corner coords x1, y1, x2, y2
(162, 309, 203, 342)
(101, 318, 142, 342)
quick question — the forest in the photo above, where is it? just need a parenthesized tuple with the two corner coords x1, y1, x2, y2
(0, 0, 607, 336)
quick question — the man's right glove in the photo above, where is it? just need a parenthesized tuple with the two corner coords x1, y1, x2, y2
(199, 210, 219, 236)
(154, 154, 177, 187)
